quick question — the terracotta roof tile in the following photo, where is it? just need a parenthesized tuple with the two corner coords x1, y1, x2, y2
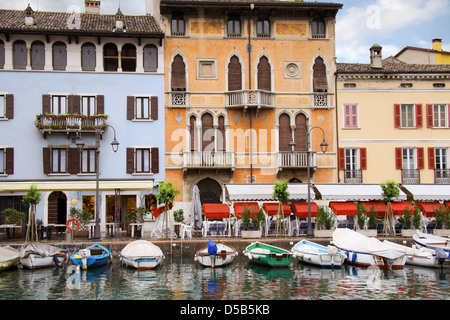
(336, 62, 450, 74)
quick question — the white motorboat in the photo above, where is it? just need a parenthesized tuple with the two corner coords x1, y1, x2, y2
(413, 231, 450, 254)
(291, 239, 346, 268)
(194, 240, 237, 268)
(19, 242, 66, 269)
(332, 228, 406, 270)
(382, 240, 439, 268)
(120, 240, 164, 270)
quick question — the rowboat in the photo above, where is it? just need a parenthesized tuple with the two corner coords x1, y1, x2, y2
(0, 246, 20, 271)
(332, 228, 406, 270)
(413, 231, 450, 254)
(69, 243, 111, 270)
(382, 240, 439, 268)
(194, 240, 237, 268)
(19, 242, 66, 269)
(291, 239, 346, 268)
(120, 240, 164, 270)
(243, 242, 292, 267)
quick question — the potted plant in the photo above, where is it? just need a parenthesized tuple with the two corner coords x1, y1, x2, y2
(125, 206, 147, 236)
(412, 204, 422, 231)
(355, 203, 377, 236)
(241, 205, 265, 238)
(368, 205, 377, 230)
(434, 205, 450, 236)
(173, 209, 185, 234)
(314, 205, 335, 238)
(1, 208, 25, 238)
(68, 206, 93, 237)
(399, 205, 416, 237)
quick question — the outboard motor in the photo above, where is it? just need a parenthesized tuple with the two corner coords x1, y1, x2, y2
(435, 248, 447, 269)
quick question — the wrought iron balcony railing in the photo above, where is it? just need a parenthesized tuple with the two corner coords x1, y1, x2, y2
(35, 114, 108, 136)
(278, 152, 317, 168)
(183, 151, 235, 169)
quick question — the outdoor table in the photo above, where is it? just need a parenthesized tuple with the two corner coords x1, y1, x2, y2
(0, 224, 22, 239)
(129, 223, 143, 238)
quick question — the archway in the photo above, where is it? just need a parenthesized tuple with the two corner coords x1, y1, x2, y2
(48, 191, 67, 226)
(197, 178, 222, 205)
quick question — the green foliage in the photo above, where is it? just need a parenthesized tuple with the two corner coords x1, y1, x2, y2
(1, 208, 25, 226)
(125, 206, 147, 228)
(251, 208, 265, 231)
(173, 209, 184, 223)
(69, 206, 92, 230)
(435, 205, 450, 229)
(399, 205, 413, 229)
(273, 180, 290, 203)
(380, 180, 400, 203)
(242, 205, 265, 231)
(412, 204, 422, 229)
(356, 203, 367, 229)
(316, 205, 335, 230)
(22, 184, 41, 207)
(368, 205, 377, 229)
(155, 181, 180, 206)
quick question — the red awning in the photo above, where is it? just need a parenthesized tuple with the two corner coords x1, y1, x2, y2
(416, 201, 444, 217)
(360, 201, 387, 218)
(262, 203, 292, 216)
(233, 202, 260, 219)
(292, 202, 318, 218)
(203, 203, 230, 219)
(390, 201, 414, 215)
(329, 202, 357, 215)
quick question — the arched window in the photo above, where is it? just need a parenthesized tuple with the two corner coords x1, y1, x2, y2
(13, 40, 27, 70)
(218, 115, 226, 151)
(171, 54, 186, 91)
(294, 114, 307, 151)
(228, 55, 242, 91)
(103, 43, 118, 71)
(53, 41, 67, 71)
(313, 56, 328, 92)
(121, 43, 136, 72)
(227, 14, 241, 37)
(81, 42, 96, 71)
(279, 113, 291, 152)
(143, 44, 158, 72)
(201, 113, 214, 152)
(31, 41, 45, 70)
(190, 115, 197, 151)
(257, 56, 271, 91)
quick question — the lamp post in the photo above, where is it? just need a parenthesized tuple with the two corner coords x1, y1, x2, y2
(76, 124, 119, 240)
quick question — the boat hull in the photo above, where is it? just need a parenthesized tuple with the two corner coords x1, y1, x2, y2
(121, 256, 163, 270)
(292, 240, 345, 268)
(341, 249, 406, 270)
(70, 243, 110, 270)
(413, 231, 450, 253)
(20, 253, 65, 269)
(120, 240, 165, 270)
(195, 241, 237, 267)
(243, 242, 292, 267)
(0, 258, 19, 271)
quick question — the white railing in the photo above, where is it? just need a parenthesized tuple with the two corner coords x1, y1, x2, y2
(278, 152, 316, 168)
(183, 151, 235, 168)
(226, 90, 274, 108)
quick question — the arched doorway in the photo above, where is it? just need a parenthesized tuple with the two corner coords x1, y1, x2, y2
(48, 191, 67, 225)
(197, 178, 222, 204)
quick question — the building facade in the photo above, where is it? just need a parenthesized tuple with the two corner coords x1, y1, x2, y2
(394, 39, 450, 65)
(156, 0, 342, 209)
(0, 2, 165, 234)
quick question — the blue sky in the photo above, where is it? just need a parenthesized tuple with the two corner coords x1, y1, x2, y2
(1, 0, 449, 63)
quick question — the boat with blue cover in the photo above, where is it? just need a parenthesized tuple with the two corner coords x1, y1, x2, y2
(69, 242, 111, 270)
(291, 239, 346, 268)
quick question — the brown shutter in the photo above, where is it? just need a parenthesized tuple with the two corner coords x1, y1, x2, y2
(294, 114, 307, 151)
(218, 116, 225, 151)
(415, 104, 423, 128)
(428, 147, 435, 170)
(151, 148, 159, 174)
(126, 148, 134, 173)
(127, 96, 134, 120)
(71, 95, 81, 114)
(360, 148, 367, 170)
(42, 94, 51, 114)
(171, 55, 186, 90)
(151, 96, 158, 120)
(5, 94, 13, 119)
(338, 148, 345, 170)
(394, 104, 401, 128)
(228, 56, 242, 91)
(417, 147, 424, 170)
(68, 148, 80, 174)
(5, 148, 13, 174)
(395, 147, 403, 170)
(313, 57, 327, 92)
(190, 116, 197, 151)
(43, 147, 51, 174)
(97, 95, 104, 114)
(201, 113, 214, 151)
(257, 56, 271, 91)
(448, 104, 450, 128)
(278, 113, 291, 152)
(426, 104, 433, 128)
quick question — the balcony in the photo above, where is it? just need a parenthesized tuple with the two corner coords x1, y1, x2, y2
(36, 114, 108, 137)
(312, 93, 332, 109)
(278, 152, 317, 169)
(183, 151, 235, 169)
(226, 90, 274, 116)
(435, 169, 450, 184)
(402, 169, 420, 184)
(344, 170, 363, 184)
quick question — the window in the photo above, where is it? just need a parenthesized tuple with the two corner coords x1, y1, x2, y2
(343, 103, 358, 128)
(143, 44, 158, 72)
(127, 147, 159, 174)
(435, 148, 448, 170)
(190, 115, 198, 151)
(121, 43, 136, 72)
(257, 56, 271, 91)
(201, 113, 214, 152)
(127, 96, 158, 120)
(394, 104, 422, 128)
(31, 41, 45, 70)
(313, 57, 327, 92)
(0, 148, 13, 175)
(228, 55, 242, 91)
(0, 149, 4, 174)
(278, 113, 291, 152)
(217, 115, 226, 151)
(433, 104, 448, 128)
(136, 97, 150, 119)
(136, 148, 151, 173)
(0, 95, 4, 118)
(103, 43, 118, 72)
(0, 40, 4, 69)
(81, 43, 96, 71)
(171, 13, 185, 36)
(53, 42, 67, 71)
(81, 149, 96, 174)
(81, 96, 96, 116)
(256, 17, 270, 38)
(197, 59, 217, 79)
(401, 104, 415, 128)
(13, 40, 27, 70)
(312, 18, 325, 38)
(52, 148, 67, 173)
(402, 148, 416, 170)
(338, 147, 366, 183)
(171, 55, 186, 91)
(0, 94, 13, 119)
(293, 113, 307, 151)
(227, 14, 241, 37)
(52, 95, 67, 114)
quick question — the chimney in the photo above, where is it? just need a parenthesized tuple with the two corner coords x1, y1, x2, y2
(115, 9, 125, 30)
(24, 4, 35, 26)
(370, 43, 383, 69)
(432, 38, 443, 52)
(85, 0, 100, 14)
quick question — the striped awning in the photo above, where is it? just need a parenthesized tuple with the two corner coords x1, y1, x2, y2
(0, 180, 154, 192)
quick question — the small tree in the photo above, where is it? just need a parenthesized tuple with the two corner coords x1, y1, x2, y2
(155, 181, 180, 239)
(399, 205, 412, 230)
(1, 208, 25, 226)
(368, 206, 377, 230)
(22, 184, 42, 242)
(412, 204, 422, 230)
(380, 180, 400, 236)
(435, 205, 450, 229)
(356, 203, 367, 230)
(272, 181, 290, 237)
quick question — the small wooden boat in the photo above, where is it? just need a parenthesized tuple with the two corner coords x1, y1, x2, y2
(413, 231, 450, 254)
(19, 242, 66, 269)
(69, 242, 111, 270)
(332, 228, 406, 270)
(0, 246, 20, 271)
(383, 240, 439, 268)
(291, 239, 346, 268)
(120, 240, 165, 270)
(243, 242, 292, 267)
(194, 240, 237, 268)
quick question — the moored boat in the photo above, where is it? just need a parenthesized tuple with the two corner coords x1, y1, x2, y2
(382, 240, 439, 268)
(332, 228, 406, 270)
(120, 240, 164, 270)
(194, 240, 237, 268)
(413, 231, 450, 254)
(0, 246, 20, 271)
(291, 239, 346, 268)
(243, 242, 292, 267)
(19, 242, 66, 269)
(69, 242, 111, 270)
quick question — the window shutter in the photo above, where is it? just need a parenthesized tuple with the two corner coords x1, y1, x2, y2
(395, 147, 402, 170)
(201, 113, 214, 151)
(97, 95, 104, 114)
(448, 104, 450, 128)
(68, 148, 80, 174)
(428, 147, 435, 170)
(415, 104, 423, 128)
(338, 148, 345, 170)
(217, 116, 226, 151)
(42, 94, 51, 114)
(294, 113, 307, 151)
(360, 148, 367, 170)
(127, 96, 134, 120)
(151, 148, 159, 174)
(278, 114, 291, 152)
(190, 116, 197, 151)
(43, 147, 51, 174)
(426, 104, 433, 128)
(5, 94, 13, 119)
(417, 147, 424, 170)
(5, 148, 13, 174)
(394, 104, 401, 128)
(228, 56, 242, 91)
(126, 148, 134, 173)
(151, 96, 158, 120)
(171, 55, 186, 90)
(68, 95, 80, 114)
(257, 56, 271, 91)
(313, 57, 327, 92)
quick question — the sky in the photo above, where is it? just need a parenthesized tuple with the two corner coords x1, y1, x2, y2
(0, 0, 449, 64)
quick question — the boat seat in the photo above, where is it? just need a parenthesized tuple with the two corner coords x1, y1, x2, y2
(90, 248, 104, 256)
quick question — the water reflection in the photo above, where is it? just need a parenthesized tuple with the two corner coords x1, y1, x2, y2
(0, 254, 449, 300)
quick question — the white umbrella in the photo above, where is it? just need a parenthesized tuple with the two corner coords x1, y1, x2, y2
(189, 185, 203, 230)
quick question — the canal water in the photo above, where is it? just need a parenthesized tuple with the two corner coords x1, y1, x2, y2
(0, 253, 449, 301)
